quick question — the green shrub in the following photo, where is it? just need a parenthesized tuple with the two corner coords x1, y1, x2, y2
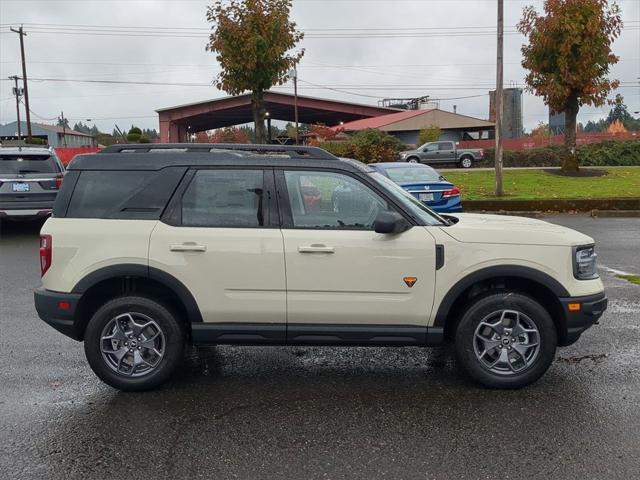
(476, 140, 640, 168)
(418, 125, 441, 145)
(126, 126, 143, 143)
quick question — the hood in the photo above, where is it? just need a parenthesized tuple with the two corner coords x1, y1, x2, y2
(441, 213, 594, 247)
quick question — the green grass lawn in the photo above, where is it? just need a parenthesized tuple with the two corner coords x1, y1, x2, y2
(617, 274, 640, 286)
(444, 167, 640, 201)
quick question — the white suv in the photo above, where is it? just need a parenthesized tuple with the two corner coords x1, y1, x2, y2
(34, 144, 607, 391)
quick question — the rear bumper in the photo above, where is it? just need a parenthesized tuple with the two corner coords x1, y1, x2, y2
(558, 291, 607, 346)
(34, 287, 83, 341)
(0, 200, 54, 218)
(426, 198, 463, 213)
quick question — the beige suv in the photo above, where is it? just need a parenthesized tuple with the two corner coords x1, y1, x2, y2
(34, 144, 607, 391)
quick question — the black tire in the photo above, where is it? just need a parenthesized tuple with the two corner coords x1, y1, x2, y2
(458, 156, 473, 168)
(454, 292, 557, 389)
(84, 296, 185, 391)
(407, 156, 420, 163)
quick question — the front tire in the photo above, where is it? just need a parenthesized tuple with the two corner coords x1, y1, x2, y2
(407, 156, 420, 163)
(454, 292, 557, 389)
(84, 296, 185, 391)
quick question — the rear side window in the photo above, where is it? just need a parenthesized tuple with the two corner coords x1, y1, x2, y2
(181, 169, 265, 227)
(0, 154, 57, 174)
(67, 171, 153, 218)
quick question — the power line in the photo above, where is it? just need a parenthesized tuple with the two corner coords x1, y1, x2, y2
(8, 22, 639, 40)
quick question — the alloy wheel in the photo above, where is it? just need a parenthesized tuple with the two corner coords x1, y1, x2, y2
(100, 312, 165, 377)
(473, 309, 541, 376)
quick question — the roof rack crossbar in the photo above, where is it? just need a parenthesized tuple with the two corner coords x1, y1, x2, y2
(99, 143, 338, 160)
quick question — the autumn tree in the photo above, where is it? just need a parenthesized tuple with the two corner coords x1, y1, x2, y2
(210, 126, 252, 143)
(530, 122, 551, 138)
(206, 0, 304, 144)
(518, 0, 622, 172)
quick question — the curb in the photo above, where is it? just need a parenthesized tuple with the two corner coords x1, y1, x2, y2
(590, 210, 640, 218)
(462, 197, 640, 213)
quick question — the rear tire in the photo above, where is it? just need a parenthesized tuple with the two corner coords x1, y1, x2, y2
(84, 296, 185, 391)
(459, 156, 473, 168)
(407, 156, 420, 163)
(454, 292, 557, 389)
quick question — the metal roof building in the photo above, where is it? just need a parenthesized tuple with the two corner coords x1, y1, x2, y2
(0, 121, 96, 147)
(156, 91, 398, 143)
(338, 108, 495, 146)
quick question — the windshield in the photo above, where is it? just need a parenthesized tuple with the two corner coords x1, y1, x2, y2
(0, 154, 57, 174)
(383, 166, 441, 183)
(369, 171, 447, 226)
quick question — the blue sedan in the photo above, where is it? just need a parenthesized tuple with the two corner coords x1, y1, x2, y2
(370, 162, 462, 213)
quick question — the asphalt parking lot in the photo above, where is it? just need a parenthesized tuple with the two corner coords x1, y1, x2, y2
(1, 215, 639, 480)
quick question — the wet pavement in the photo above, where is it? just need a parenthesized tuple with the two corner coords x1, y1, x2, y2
(1, 215, 639, 479)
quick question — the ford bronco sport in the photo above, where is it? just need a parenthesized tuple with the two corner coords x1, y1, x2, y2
(34, 144, 607, 391)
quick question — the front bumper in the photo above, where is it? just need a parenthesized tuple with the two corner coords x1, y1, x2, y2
(34, 287, 83, 341)
(558, 291, 607, 346)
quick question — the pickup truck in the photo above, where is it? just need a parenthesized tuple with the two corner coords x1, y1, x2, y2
(399, 141, 484, 168)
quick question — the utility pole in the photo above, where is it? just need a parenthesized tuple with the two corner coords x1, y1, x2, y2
(289, 68, 299, 145)
(60, 112, 67, 147)
(494, 0, 504, 197)
(9, 75, 22, 139)
(10, 26, 32, 141)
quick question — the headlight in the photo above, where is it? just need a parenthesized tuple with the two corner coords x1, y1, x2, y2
(573, 245, 598, 280)
(400, 153, 407, 158)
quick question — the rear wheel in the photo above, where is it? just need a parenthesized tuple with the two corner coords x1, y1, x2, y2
(454, 292, 557, 389)
(84, 296, 185, 391)
(407, 156, 420, 163)
(459, 156, 473, 168)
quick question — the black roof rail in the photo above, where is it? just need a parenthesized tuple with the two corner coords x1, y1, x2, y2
(99, 143, 338, 160)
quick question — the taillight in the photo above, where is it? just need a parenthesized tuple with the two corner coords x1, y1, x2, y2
(55, 175, 63, 189)
(40, 234, 52, 277)
(479, 149, 484, 157)
(442, 186, 461, 198)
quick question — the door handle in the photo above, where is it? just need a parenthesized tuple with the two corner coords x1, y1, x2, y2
(298, 244, 335, 254)
(170, 243, 207, 252)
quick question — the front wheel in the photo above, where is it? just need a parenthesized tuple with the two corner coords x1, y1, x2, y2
(84, 296, 185, 391)
(454, 292, 557, 389)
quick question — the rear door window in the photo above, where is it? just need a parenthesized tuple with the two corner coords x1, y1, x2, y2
(0, 154, 57, 174)
(181, 169, 266, 228)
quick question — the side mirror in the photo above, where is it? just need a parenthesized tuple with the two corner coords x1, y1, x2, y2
(374, 211, 410, 234)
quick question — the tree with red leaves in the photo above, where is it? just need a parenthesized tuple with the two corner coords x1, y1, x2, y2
(518, 0, 622, 172)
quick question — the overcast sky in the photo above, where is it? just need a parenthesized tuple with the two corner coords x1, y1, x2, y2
(1, 0, 638, 134)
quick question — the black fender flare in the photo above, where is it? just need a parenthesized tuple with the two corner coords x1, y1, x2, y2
(72, 263, 203, 323)
(433, 265, 570, 327)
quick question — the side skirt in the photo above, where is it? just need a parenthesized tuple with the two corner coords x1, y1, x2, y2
(191, 323, 444, 347)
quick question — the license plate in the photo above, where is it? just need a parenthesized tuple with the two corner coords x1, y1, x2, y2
(12, 182, 30, 192)
(419, 193, 433, 202)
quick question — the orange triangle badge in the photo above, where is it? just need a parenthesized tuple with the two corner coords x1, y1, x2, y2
(403, 277, 417, 288)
